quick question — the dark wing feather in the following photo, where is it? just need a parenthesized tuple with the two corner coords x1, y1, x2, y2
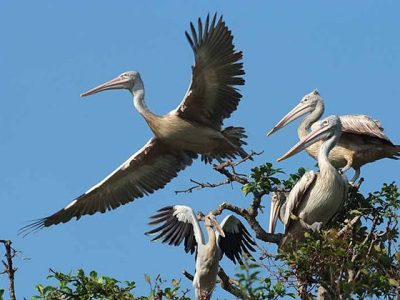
(175, 13, 245, 129)
(217, 215, 256, 265)
(146, 205, 199, 255)
(21, 139, 196, 235)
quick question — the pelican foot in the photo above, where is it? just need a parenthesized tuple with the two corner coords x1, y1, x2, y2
(309, 222, 323, 232)
(299, 219, 323, 232)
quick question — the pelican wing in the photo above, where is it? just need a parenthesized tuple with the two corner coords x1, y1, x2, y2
(283, 171, 317, 234)
(340, 115, 391, 143)
(145, 205, 201, 254)
(175, 14, 245, 129)
(217, 215, 256, 264)
(22, 139, 196, 234)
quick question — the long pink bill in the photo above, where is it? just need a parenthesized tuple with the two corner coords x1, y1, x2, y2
(81, 76, 130, 97)
(277, 123, 331, 162)
(267, 102, 311, 136)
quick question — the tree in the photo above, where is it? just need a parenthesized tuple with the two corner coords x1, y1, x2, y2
(3, 153, 398, 299)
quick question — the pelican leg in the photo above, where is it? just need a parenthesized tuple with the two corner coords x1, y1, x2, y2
(349, 168, 361, 185)
(339, 160, 352, 175)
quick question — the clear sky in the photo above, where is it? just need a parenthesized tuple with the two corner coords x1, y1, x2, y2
(1, 1, 399, 298)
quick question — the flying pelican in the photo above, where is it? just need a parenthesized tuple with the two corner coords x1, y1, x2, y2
(146, 205, 256, 300)
(272, 115, 348, 242)
(267, 90, 400, 182)
(22, 14, 247, 233)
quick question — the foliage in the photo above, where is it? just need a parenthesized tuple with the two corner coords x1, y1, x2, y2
(235, 261, 296, 300)
(277, 182, 400, 299)
(241, 163, 283, 196)
(32, 269, 190, 300)
(241, 163, 306, 196)
(2, 160, 399, 299)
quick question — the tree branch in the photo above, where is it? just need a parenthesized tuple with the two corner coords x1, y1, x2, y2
(182, 267, 246, 299)
(0, 240, 17, 300)
(210, 202, 282, 245)
(175, 151, 263, 194)
(175, 178, 231, 194)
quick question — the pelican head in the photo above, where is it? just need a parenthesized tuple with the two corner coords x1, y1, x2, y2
(81, 71, 141, 97)
(277, 115, 342, 162)
(205, 214, 225, 238)
(268, 191, 287, 234)
(267, 89, 323, 136)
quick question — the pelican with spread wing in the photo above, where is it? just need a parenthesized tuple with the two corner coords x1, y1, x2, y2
(273, 116, 348, 241)
(22, 14, 247, 234)
(146, 205, 255, 300)
(267, 90, 400, 182)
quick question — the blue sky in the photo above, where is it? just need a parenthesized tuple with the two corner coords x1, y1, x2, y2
(1, 1, 399, 298)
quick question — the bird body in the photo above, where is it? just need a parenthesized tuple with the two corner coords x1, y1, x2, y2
(271, 116, 348, 241)
(22, 14, 247, 234)
(146, 205, 255, 299)
(148, 113, 229, 154)
(194, 227, 220, 298)
(268, 90, 399, 182)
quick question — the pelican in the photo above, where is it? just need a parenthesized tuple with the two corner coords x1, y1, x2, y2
(272, 115, 348, 241)
(146, 205, 256, 300)
(267, 90, 400, 182)
(22, 14, 247, 233)
(268, 191, 287, 234)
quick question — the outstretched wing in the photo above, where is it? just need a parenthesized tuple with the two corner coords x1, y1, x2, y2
(174, 13, 245, 129)
(21, 139, 196, 234)
(145, 205, 202, 254)
(340, 115, 392, 143)
(217, 215, 256, 264)
(283, 171, 317, 234)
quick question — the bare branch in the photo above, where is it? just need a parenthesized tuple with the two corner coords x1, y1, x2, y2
(175, 151, 263, 195)
(175, 178, 231, 194)
(0, 240, 17, 300)
(211, 202, 282, 245)
(337, 215, 361, 237)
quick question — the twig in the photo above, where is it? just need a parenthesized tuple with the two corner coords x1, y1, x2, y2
(337, 215, 361, 237)
(175, 179, 231, 194)
(0, 240, 17, 300)
(175, 151, 263, 195)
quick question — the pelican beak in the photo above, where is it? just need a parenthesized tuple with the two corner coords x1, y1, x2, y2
(211, 218, 225, 238)
(81, 75, 131, 97)
(267, 102, 312, 136)
(277, 121, 331, 162)
(268, 196, 280, 234)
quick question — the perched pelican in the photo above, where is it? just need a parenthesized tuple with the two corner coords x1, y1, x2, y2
(267, 90, 400, 182)
(268, 191, 287, 234)
(146, 205, 256, 300)
(22, 14, 247, 233)
(273, 115, 348, 241)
